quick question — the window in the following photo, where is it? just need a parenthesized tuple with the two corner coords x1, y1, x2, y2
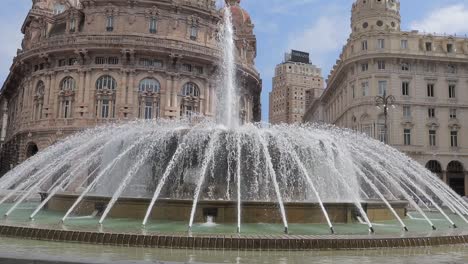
(352, 85, 355, 99)
(447, 64, 457, 74)
(180, 83, 200, 118)
(96, 75, 117, 90)
(378, 81, 387, 96)
(428, 108, 435, 118)
(377, 39, 385, 49)
(68, 58, 77, 66)
(451, 131, 458, 147)
(139, 78, 161, 93)
(108, 57, 119, 65)
(53, 4, 66, 15)
(195, 66, 204, 74)
(361, 63, 368, 72)
(153, 60, 163, 68)
(59, 59, 67, 67)
(139, 58, 163, 68)
(149, 18, 157, 33)
(362, 82, 369, 96)
(101, 100, 110, 118)
(401, 62, 410, 71)
(95, 57, 106, 64)
(429, 130, 436, 147)
(425, 63, 436, 73)
(377, 123, 386, 142)
(140, 58, 152, 67)
(182, 64, 192, 72)
(63, 100, 71, 119)
(427, 84, 435, 97)
(70, 18, 76, 32)
(106, 16, 114, 32)
(377, 60, 385, 70)
(403, 106, 411, 118)
(190, 26, 198, 40)
(404, 129, 411, 145)
(182, 82, 200, 97)
(450, 109, 457, 119)
(447, 43, 454, 53)
(144, 101, 153, 119)
(425, 42, 432, 51)
(361, 40, 368, 51)
(61, 77, 76, 91)
(402, 81, 409, 96)
(449, 84, 456, 98)
(401, 39, 408, 49)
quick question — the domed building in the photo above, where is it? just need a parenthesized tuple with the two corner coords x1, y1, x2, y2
(0, 0, 261, 174)
(305, 0, 468, 196)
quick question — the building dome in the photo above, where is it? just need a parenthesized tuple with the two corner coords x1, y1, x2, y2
(225, 0, 252, 29)
(351, 0, 401, 35)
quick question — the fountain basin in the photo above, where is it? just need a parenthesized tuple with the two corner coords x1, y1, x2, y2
(47, 194, 408, 224)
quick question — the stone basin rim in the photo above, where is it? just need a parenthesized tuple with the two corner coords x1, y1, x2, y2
(0, 224, 467, 251)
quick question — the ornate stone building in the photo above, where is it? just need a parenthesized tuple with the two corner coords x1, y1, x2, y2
(0, 0, 261, 174)
(304, 0, 468, 196)
(269, 50, 324, 124)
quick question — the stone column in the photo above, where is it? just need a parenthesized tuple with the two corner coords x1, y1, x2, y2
(171, 76, 179, 110)
(465, 172, 468, 197)
(44, 73, 51, 106)
(84, 70, 92, 117)
(204, 84, 210, 115)
(120, 70, 128, 106)
(1, 102, 8, 141)
(166, 77, 172, 109)
(77, 70, 85, 103)
(442, 171, 448, 184)
(210, 84, 216, 114)
(128, 71, 135, 117)
(50, 73, 59, 119)
(58, 99, 63, 119)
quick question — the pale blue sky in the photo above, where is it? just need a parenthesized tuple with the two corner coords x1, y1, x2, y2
(1, 0, 468, 121)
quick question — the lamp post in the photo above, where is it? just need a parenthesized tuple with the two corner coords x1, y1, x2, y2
(375, 91, 395, 144)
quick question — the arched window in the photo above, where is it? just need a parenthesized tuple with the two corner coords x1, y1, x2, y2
(26, 142, 39, 158)
(95, 76, 116, 119)
(58, 77, 76, 119)
(426, 160, 442, 180)
(138, 78, 161, 120)
(139, 78, 161, 93)
(182, 82, 200, 97)
(447, 161, 465, 196)
(96, 75, 117, 90)
(61, 77, 76, 91)
(180, 82, 201, 118)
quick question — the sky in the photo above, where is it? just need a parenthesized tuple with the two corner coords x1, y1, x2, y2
(1, 0, 468, 121)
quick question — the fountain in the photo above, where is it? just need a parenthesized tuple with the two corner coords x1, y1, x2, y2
(0, 4, 467, 251)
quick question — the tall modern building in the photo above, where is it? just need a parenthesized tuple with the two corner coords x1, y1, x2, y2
(0, 0, 262, 174)
(304, 0, 468, 196)
(269, 50, 324, 124)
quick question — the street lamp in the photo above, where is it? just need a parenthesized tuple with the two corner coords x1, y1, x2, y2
(375, 91, 395, 144)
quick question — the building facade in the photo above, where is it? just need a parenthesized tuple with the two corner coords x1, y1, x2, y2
(304, 0, 468, 196)
(269, 50, 323, 124)
(0, 0, 261, 174)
